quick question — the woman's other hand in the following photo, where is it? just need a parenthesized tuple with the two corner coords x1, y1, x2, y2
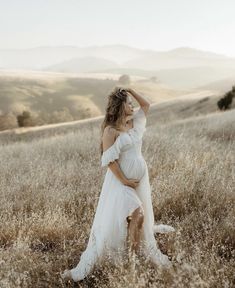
(123, 178, 140, 189)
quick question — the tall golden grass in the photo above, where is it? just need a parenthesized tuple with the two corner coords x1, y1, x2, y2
(0, 108, 234, 287)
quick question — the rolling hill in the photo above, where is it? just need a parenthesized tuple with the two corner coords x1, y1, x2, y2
(0, 71, 189, 131)
(1, 45, 235, 89)
(196, 77, 235, 93)
(1, 90, 232, 145)
(46, 57, 119, 73)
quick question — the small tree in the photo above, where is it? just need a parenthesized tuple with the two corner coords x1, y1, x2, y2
(150, 76, 158, 83)
(118, 74, 130, 85)
(17, 110, 32, 127)
(217, 86, 235, 111)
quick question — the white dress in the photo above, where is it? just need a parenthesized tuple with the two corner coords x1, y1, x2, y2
(68, 107, 175, 281)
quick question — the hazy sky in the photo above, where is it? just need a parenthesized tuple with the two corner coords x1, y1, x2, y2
(1, 0, 235, 56)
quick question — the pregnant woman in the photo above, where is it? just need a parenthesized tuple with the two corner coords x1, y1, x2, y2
(61, 87, 175, 282)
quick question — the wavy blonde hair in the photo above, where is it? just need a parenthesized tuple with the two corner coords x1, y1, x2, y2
(100, 87, 129, 156)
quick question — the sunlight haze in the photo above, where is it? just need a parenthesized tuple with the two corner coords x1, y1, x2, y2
(0, 0, 235, 57)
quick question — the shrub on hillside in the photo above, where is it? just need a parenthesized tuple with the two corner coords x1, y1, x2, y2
(16, 110, 35, 127)
(217, 86, 235, 110)
(149, 76, 158, 83)
(118, 74, 130, 85)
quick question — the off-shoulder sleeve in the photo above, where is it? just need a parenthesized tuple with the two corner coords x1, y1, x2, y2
(101, 139, 121, 167)
(133, 107, 146, 136)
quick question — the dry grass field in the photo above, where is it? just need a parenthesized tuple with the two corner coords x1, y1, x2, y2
(0, 99, 234, 287)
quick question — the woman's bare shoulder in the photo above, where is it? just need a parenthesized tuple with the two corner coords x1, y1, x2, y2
(103, 125, 119, 136)
(102, 126, 119, 151)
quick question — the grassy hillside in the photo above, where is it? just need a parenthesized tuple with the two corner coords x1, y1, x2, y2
(197, 77, 235, 93)
(0, 74, 115, 126)
(0, 71, 188, 131)
(0, 92, 232, 145)
(0, 99, 234, 287)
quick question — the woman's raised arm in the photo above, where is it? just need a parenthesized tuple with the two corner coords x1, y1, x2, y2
(126, 88, 150, 115)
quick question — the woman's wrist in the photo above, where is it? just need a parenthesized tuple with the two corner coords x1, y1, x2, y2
(126, 88, 133, 94)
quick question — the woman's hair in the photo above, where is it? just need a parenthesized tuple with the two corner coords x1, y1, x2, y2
(100, 87, 129, 155)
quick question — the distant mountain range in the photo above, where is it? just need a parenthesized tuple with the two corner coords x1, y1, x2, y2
(0, 45, 234, 89)
(0, 45, 234, 70)
(0, 45, 144, 69)
(46, 56, 119, 73)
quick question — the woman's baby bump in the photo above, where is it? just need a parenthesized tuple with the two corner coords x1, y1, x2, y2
(119, 157, 146, 181)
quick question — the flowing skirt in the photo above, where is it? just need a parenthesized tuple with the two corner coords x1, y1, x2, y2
(69, 157, 174, 281)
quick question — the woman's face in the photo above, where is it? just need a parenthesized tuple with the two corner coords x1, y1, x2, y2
(124, 96, 134, 116)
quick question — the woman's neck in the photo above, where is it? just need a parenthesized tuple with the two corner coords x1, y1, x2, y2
(120, 115, 133, 131)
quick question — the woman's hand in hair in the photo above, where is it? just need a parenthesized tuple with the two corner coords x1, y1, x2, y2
(125, 88, 133, 94)
(125, 88, 151, 108)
